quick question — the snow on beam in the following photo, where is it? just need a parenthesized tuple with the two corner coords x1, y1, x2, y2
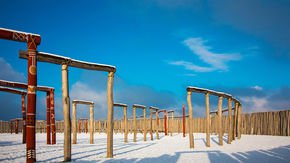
(0, 79, 53, 92)
(114, 103, 127, 107)
(158, 109, 167, 113)
(133, 104, 146, 109)
(149, 106, 159, 111)
(0, 86, 26, 95)
(72, 100, 94, 105)
(0, 28, 41, 44)
(210, 107, 235, 114)
(187, 86, 232, 98)
(19, 50, 116, 72)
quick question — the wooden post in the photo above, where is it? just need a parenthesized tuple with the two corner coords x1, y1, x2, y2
(187, 91, 194, 148)
(156, 112, 159, 139)
(21, 94, 26, 144)
(227, 98, 232, 144)
(106, 71, 114, 158)
(205, 93, 210, 147)
(182, 104, 186, 137)
(46, 92, 51, 144)
(90, 104, 94, 144)
(72, 103, 77, 144)
(233, 102, 238, 140)
(26, 35, 38, 163)
(62, 64, 71, 161)
(170, 112, 174, 136)
(50, 89, 56, 144)
(98, 121, 101, 134)
(143, 108, 147, 141)
(237, 104, 242, 139)
(15, 119, 19, 134)
(133, 106, 137, 142)
(164, 112, 167, 136)
(218, 96, 223, 146)
(124, 106, 128, 143)
(150, 110, 153, 140)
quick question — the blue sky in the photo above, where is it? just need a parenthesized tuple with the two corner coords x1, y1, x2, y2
(0, 0, 290, 120)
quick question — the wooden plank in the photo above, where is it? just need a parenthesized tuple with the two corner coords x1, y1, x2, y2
(19, 50, 116, 73)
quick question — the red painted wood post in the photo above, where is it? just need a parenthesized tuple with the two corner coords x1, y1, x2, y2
(50, 89, 56, 144)
(22, 94, 26, 144)
(182, 104, 186, 137)
(46, 92, 51, 144)
(0, 28, 41, 162)
(15, 119, 19, 134)
(164, 112, 168, 135)
(26, 34, 40, 163)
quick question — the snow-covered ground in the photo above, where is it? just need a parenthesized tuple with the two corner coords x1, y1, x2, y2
(0, 133, 290, 162)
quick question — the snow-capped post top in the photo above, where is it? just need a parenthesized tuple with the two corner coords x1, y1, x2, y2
(19, 50, 116, 73)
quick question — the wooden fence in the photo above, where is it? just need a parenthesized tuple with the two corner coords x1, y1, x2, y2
(0, 110, 289, 136)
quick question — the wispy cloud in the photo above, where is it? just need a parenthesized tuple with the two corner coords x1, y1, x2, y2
(168, 60, 214, 72)
(168, 37, 241, 72)
(251, 85, 263, 91)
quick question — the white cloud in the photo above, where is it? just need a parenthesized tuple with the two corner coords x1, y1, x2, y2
(251, 85, 263, 91)
(168, 37, 241, 72)
(0, 57, 25, 81)
(168, 60, 214, 72)
(70, 81, 107, 119)
(183, 38, 241, 70)
(239, 96, 271, 112)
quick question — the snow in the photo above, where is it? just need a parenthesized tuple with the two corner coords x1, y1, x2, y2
(114, 103, 128, 107)
(1, 133, 290, 162)
(0, 28, 41, 37)
(133, 104, 146, 108)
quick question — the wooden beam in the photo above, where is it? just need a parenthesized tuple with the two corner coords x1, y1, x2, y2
(114, 103, 127, 107)
(72, 100, 94, 105)
(133, 104, 146, 109)
(187, 86, 232, 98)
(0, 28, 41, 45)
(0, 86, 26, 95)
(0, 80, 53, 92)
(19, 50, 116, 73)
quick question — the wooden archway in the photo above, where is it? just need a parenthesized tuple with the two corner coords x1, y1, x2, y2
(0, 80, 56, 145)
(167, 110, 174, 136)
(132, 104, 147, 142)
(157, 110, 168, 136)
(113, 103, 128, 143)
(72, 100, 94, 144)
(186, 86, 242, 149)
(149, 106, 159, 140)
(19, 50, 116, 160)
